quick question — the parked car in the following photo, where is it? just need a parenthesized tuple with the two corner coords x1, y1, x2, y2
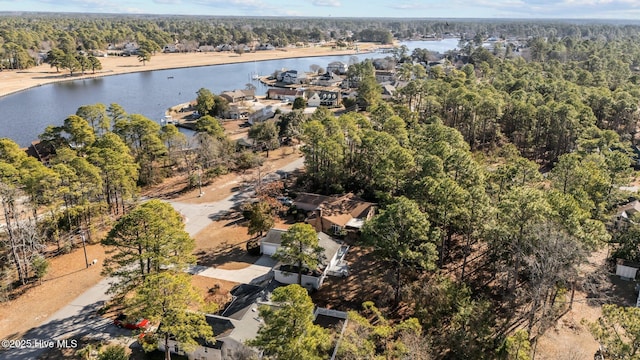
(114, 314, 150, 330)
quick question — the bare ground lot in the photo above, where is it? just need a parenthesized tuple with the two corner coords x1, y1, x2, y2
(0, 243, 106, 340)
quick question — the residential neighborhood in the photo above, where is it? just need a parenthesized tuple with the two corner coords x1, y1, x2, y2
(3, 11, 640, 360)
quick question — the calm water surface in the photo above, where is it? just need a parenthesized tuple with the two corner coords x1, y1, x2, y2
(0, 39, 458, 147)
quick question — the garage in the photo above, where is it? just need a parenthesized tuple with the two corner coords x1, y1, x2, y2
(259, 228, 286, 256)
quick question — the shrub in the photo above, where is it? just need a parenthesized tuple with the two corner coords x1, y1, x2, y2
(98, 344, 128, 360)
(31, 255, 49, 283)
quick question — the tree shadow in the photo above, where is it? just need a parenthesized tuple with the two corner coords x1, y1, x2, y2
(0, 300, 134, 360)
(223, 217, 246, 227)
(583, 266, 639, 307)
(196, 242, 259, 268)
(31, 73, 76, 80)
(311, 245, 389, 311)
(43, 267, 88, 282)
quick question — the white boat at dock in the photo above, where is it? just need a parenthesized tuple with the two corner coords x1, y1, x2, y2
(161, 115, 175, 125)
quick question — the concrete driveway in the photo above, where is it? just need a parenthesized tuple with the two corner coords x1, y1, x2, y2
(188, 255, 277, 284)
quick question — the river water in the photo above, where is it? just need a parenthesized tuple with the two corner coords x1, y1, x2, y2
(0, 39, 458, 147)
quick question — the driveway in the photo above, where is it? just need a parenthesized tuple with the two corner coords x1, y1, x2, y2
(2, 156, 305, 359)
(171, 156, 305, 236)
(188, 255, 277, 284)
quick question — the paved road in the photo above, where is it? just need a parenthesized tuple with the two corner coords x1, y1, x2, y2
(0, 278, 131, 360)
(0, 156, 305, 360)
(170, 156, 305, 236)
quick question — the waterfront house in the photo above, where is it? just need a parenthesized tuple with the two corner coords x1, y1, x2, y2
(277, 70, 307, 85)
(163, 44, 179, 53)
(255, 43, 275, 51)
(216, 44, 234, 52)
(220, 89, 255, 103)
(327, 61, 348, 75)
(267, 88, 305, 102)
(313, 72, 343, 87)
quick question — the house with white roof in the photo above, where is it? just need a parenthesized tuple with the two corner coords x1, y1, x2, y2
(327, 61, 348, 75)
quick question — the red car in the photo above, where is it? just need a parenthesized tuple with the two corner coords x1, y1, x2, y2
(114, 314, 150, 330)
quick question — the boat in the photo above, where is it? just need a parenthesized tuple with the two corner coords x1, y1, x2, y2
(250, 60, 260, 80)
(161, 115, 175, 125)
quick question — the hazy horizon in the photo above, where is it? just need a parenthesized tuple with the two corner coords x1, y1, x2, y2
(1, 0, 640, 20)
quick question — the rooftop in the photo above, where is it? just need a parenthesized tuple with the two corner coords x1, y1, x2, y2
(260, 228, 287, 246)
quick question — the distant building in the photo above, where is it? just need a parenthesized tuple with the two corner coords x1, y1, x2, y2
(255, 43, 275, 51)
(220, 89, 255, 103)
(313, 72, 343, 87)
(163, 44, 179, 53)
(277, 70, 308, 85)
(307, 90, 342, 108)
(327, 61, 348, 75)
(267, 88, 305, 101)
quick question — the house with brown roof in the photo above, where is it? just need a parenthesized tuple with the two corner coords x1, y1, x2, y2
(220, 89, 255, 103)
(293, 192, 376, 238)
(25, 140, 56, 165)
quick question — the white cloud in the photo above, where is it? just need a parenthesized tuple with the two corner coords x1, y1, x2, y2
(390, 2, 430, 10)
(154, 0, 182, 5)
(463, 0, 640, 18)
(311, 0, 341, 7)
(192, 0, 268, 9)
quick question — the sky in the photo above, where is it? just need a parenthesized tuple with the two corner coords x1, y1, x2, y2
(2, 0, 640, 20)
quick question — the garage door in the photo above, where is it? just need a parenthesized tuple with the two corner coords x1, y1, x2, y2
(261, 243, 279, 256)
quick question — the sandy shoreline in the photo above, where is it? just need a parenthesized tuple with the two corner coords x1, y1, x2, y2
(0, 43, 385, 99)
